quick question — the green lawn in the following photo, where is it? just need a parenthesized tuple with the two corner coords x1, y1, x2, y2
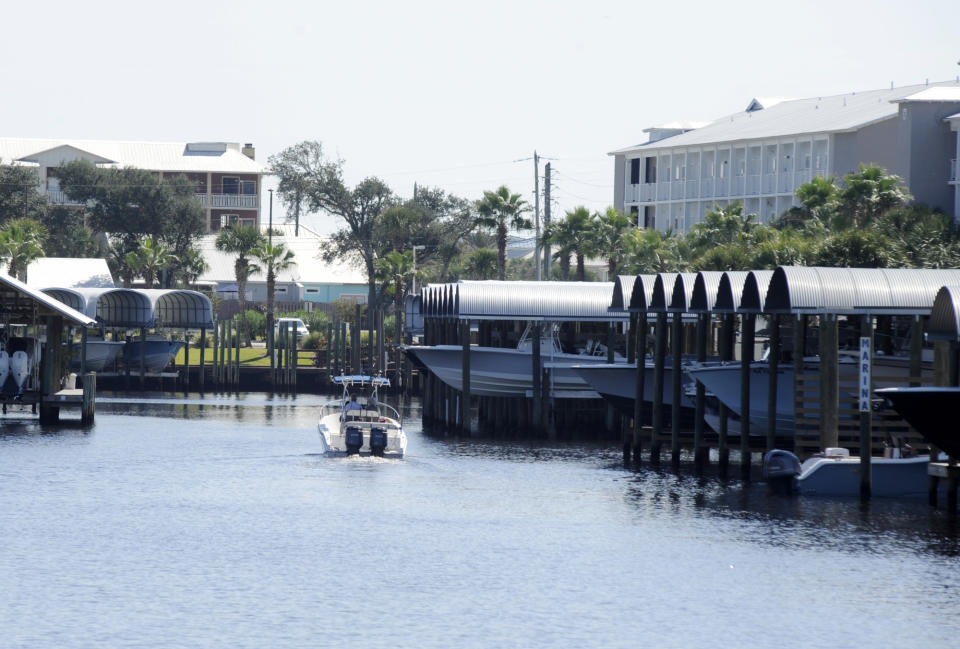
(173, 347, 318, 367)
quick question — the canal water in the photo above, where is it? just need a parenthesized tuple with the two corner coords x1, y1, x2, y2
(1, 392, 958, 648)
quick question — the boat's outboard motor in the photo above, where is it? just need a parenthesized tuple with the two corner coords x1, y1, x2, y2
(345, 426, 364, 455)
(762, 449, 801, 494)
(370, 427, 388, 457)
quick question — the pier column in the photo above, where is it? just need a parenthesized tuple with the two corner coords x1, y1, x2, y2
(81, 372, 96, 424)
(693, 312, 708, 470)
(80, 326, 88, 377)
(793, 314, 805, 449)
(460, 319, 471, 434)
(767, 314, 780, 452)
(199, 328, 206, 392)
(859, 315, 874, 501)
(717, 314, 736, 475)
(819, 314, 840, 450)
(606, 321, 617, 434)
(671, 313, 683, 469)
(651, 312, 667, 464)
(139, 326, 147, 389)
(40, 316, 64, 424)
(532, 321, 542, 433)
(633, 313, 648, 466)
(909, 315, 923, 387)
(740, 312, 756, 480)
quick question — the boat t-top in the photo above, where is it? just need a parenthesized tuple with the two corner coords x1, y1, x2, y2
(318, 375, 407, 458)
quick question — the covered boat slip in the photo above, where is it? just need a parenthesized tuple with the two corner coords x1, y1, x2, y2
(414, 270, 960, 496)
(0, 273, 96, 423)
(40, 287, 214, 388)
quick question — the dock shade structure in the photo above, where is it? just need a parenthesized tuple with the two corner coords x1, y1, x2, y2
(42, 288, 154, 328)
(689, 271, 727, 313)
(141, 290, 214, 329)
(1, 274, 94, 326)
(434, 280, 626, 322)
(712, 271, 752, 313)
(763, 267, 960, 315)
(739, 270, 776, 313)
(928, 285, 960, 341)
(627, 274, 657, 313)
(610, 275, 638, 312)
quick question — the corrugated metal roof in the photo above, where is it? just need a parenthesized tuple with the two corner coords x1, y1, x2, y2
(419, 281, 623, 322)
(764, 267, 960, 314)
(739, 270, 775, 313)
(196, 232, 366, 286)
(898, 87, 960, 102)
(141, 289, 214, 329)
(43, 287, 213, 328)
(0, 137, 263, 174)
(649, 273, 679, 312)
(0, 274, 94, 326)
(667, 272, 701, 312)
(611, 81, 960, 154)
(689, 271, 727, 312)
(627, 274, 657, 312)
(928, 286, 960, 341)
(713, 271, 751, 313)
(609, 275, 637, 311)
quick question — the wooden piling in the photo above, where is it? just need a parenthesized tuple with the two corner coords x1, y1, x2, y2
(460, 319, 471, 434)
(740, 313, 756, 479)
(767, 314, 780, 452)
(717, 314, 735, 474)
(693, 313, 708, 469)
(670, 313, 683, 468)
(139, 326, 147, 389)
(199, 328, 206, 392)
(633, 313, 648, 465)
(819, 314, 840, 450)
(859, 315, 874, 500)
(80, 326, 88, 377)
(651, 312, 667, 464)
(40, 316, 64, 424)
(532, 321, 542, 433)
(81, 372, 96, 424)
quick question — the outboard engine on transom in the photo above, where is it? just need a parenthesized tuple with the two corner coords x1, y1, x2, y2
(345, 426, 364, 455)
(762, 449, 801, 494)
(370, 427, 388, 457)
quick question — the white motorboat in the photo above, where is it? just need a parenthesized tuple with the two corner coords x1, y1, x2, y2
(404, 324, 623, 398)
(0, 351, 8, 394)
(3, 337, 41, 397)
(74, 338, 125, 372)
(763, 447, 931, 497)
(318, 375, 407, 458)
(124, 337, 185, 373)
(569, 361, 696, 414)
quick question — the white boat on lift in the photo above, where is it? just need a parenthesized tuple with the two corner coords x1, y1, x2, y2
(318, 375, 407, 458)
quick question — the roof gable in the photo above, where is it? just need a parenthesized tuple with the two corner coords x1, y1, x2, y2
(16, 143, 115, 166)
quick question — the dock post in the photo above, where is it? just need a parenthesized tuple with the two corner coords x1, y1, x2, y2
(740, 313, 756, 480)
(81, 372, 96, 424)
(460, 319, 471, 434)
(651, 312, 667, 464)
(199, 328, 206, 392)
(718, 314, 735, 475)
(40, 316, 64, 424)
(633, 313, 648, 466)
(80, 326, 88, 377)
(606, 321, 617, 434)
(532, 321, 542, 433)
(767, 314, 780, 452)
(671, 313, 683, 469)
(793, 315, 805, 453)
(212, 320, 219, 387)
(183, 331, 190, 390)
(139, 326, 147, 390)
(859, 315, 874, 501)
(909, 315, 923, 386)
(819, 314, 840, 450)
(693, 313, 708, 470)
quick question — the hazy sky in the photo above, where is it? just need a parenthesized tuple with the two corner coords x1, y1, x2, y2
(3, 0, 959, 234)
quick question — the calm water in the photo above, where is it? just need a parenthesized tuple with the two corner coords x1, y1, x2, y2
(1, 392, 959, 649)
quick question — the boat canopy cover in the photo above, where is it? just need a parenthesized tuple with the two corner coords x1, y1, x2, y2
(70, 288, 153, 327)
(764, 267, 960, 315)
(422, 280, 624, 322)
(627, 274, 657, 313)
(713, 271, 751, 313)
(333, 375, 390, 386)
(739, 270, 775, 313)
(928, 285, 960, 341)
(0, 274, 94, 326)
(665, 272, 701, 313)
(684, 271, 726, 313)
(609, 275, 637, 312)
(140, 289, 214, 329)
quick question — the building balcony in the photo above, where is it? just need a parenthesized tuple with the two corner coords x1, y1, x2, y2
(195, 193, 259, 209)
(45, 190, 85, 206)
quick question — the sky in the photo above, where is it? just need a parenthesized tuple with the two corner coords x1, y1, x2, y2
(2, 0, 959, 235)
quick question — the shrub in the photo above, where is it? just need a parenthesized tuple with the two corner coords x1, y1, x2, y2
(244, 310, 266, 339)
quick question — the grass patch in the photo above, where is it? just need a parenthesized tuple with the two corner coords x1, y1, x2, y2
(173, 348, 317, 366)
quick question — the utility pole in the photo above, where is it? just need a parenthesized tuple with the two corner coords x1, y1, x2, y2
(533, 151, 541, 281)
(543, 163, 552, 279)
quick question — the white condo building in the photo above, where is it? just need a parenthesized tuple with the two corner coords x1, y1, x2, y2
(611, 80, 960, 233)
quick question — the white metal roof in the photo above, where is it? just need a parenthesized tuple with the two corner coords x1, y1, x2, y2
(611, 80, 960, 154)
(26, 257, 114, 289)
(0, 137, 262, 174)
(896, 87, 960, 102)
(0, 274, 95, 326)
(196, 232, 367, 286)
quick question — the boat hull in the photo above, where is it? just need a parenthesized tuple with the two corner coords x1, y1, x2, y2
(124, 340, 185, 373)
(73, 340, 125, 372)
(877, 387, 960, 458)
(795, 455, 930, 497)
(404, 345, 611, 398)
(318, 413, 406, 458)
(569, 362, 694, 414)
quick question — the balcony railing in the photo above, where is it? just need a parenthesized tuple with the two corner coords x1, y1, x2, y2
(195, 193, 259, 209)
(45, 190, 86, 206)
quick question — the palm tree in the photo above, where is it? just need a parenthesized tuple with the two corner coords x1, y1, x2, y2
(839, 163, 911, 229)
(216, 225, 265, 346)
(475, 185, 531, 280)
(591, 207, 632, 278)
(0, 218, 48, 282)
(253, 241, 296, 352)
(375, 249, 418, 315)
(545, 207, 594, 281)
(460, 248, 499, 280)
(125, 237, 178, 288)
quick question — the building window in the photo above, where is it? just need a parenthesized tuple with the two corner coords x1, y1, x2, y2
(241, 180, 256, 195)
(644, 205, 655, 229)
(305, 288, 319, 294)
(644, 157, 657, 183)
(276, 286, 288, 294)
(220, 214, 255, 228)
(629, 158, 640, 184)
(222, 177, 239, 194)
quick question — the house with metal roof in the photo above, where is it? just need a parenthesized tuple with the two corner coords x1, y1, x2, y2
(0, 137, 264, 233)
(611, 80, 960, 232)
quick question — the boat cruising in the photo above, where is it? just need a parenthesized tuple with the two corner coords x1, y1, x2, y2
(318, 376, 407, 458)
(762, 447, 931, 497)
(403, 323, 623, 398)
